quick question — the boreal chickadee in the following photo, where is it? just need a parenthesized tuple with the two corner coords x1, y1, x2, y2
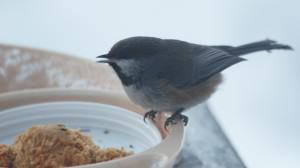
(97, 36, 292, 128)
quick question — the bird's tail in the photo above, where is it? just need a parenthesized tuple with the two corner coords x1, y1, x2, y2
(213, 39, 293, 56)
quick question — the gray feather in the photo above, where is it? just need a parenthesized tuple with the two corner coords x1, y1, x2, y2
(212, 39, 293, 56)
(153, 41, 246, 89)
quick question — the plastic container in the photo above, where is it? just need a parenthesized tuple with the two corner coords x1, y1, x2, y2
(0, 89, 184, 168)
(0, 102, 162, 153)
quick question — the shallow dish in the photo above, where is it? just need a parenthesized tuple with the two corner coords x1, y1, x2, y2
(0, 89, 184, 168)
(0, 102, 162, 153)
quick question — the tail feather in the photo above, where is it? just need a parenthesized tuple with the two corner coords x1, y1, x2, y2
(213, 39, 293, 56)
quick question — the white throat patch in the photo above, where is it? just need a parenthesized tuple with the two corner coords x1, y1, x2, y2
(115, 59, 140, 76)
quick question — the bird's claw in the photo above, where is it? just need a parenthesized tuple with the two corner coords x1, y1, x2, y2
(143, 110, 157, 123)
(181, 115, 188, 126)
(164, 114, 188, 129)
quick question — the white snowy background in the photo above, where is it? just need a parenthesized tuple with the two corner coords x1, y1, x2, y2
(0, 1, 299, 167)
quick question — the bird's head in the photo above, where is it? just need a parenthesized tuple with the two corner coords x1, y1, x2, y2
(97, 36, 164, 85)
(97, 36, 164, 63)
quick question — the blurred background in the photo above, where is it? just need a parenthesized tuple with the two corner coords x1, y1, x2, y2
(0, 0, 299, 167)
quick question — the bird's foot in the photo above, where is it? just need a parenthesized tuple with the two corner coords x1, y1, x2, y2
(143, 110, 157, 123)
(164, 113, 188, 129)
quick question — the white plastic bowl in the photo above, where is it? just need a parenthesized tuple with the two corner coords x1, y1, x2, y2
(0, 89, 184, 168)
(0, 101, 162, 153)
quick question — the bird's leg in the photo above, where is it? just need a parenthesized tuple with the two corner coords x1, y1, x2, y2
(164, 108, 188, 129)
(143, 110, 158, 122)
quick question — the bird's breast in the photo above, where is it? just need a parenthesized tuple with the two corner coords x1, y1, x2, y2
(123, 84, 167, 111)
(123, 74, 223, 112)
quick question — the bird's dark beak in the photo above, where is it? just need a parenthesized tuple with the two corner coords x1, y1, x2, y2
(96, 54, 111, 63)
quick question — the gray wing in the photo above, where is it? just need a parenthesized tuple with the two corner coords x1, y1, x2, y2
(156, 43, 246, 89)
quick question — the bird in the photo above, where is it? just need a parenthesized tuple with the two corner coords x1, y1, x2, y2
(96, 36, 292, 128)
